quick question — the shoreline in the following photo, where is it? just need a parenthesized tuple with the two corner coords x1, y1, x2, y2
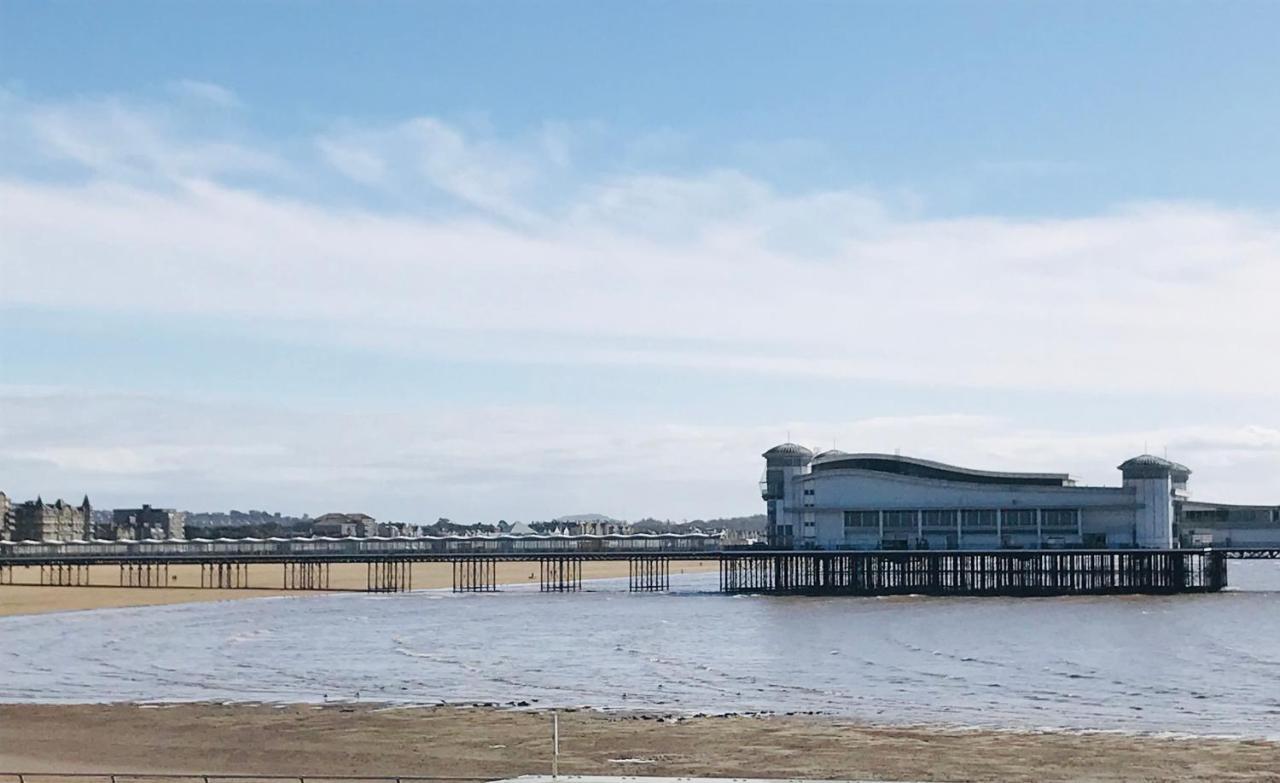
(0, 560, 719, 617)
(0, 703, 1275, 780)
(7, 698, 1280, 743)
(4, 698, 1277, 744)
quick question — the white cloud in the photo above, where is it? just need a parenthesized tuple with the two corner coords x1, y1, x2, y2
(1, 89, 1277, 516)
(2, 172, 1276, 397)
(2, 389, 1276, 520)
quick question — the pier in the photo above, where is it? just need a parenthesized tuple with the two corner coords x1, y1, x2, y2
(0, 545, 1242, 596)
(719, 549, 1228, 596)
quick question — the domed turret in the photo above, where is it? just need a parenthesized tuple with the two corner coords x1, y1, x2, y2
(1118, 454, 1190, 548)
(1119, 454, 1175, 476)
(761, 443, 814, 549)
(762, 443, 815, 460)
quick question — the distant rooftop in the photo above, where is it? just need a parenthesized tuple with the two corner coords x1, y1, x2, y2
(552, 513, 622, 524)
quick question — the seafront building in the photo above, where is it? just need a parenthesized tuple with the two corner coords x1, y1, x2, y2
(0, 491, 13, 541)
(104, 505, 187, 540)
(762, 444, 1279, 550)
(12, 496, 92, 542)
(1180, 501, 1280, 547)
(312, 512, 378, 537)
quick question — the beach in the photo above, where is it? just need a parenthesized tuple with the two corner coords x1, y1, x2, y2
(0, 703, 1276, 781)
(4, 566, 1279, 782)
(0, 560, 719, 617)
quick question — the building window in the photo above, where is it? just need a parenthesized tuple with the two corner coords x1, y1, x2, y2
(961, 509, 996, 533)
(882, 510, 916, 529)
(921, 509, 958, 530)
(843, 510, 878, 530)
(1041, 509, 1079, 532)
(1002, 509, 1036, 529)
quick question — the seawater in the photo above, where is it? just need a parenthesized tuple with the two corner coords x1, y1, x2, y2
(2, 562, 1278, 738)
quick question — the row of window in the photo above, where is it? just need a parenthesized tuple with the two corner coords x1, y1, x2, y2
(843, 509, 1080, 533)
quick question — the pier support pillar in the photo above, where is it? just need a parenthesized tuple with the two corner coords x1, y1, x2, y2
(38, 563, 91, 586)
(202, 562, 250, 589)
(119, 562, 168, 588)
(451, 557, 497, 592)
(367, 560, 412, 593)
(282, 561, 330, 590)
(540, 557, 582, 592)
(718, 550, 1224, 597)
(628, 557, 669, 591)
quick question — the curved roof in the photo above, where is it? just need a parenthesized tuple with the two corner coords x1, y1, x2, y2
(812, 449, 849, 461)
(1118, 454, 1191, 478)
(811, 452, 1071, 487)
(762, 443, 814, 459)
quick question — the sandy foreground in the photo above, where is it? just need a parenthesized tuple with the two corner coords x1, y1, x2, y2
(0, 560, 718, 616)
(0, 704, 1276, 782)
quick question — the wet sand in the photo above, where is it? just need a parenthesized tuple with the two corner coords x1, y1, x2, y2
(0, 560, 718, 617)
(0, 704, 1276, 781)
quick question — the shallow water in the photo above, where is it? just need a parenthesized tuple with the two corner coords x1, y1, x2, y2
(2, 561, 1278, 737)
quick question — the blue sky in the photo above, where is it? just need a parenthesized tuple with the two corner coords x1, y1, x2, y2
(2, 2, 1278, 520)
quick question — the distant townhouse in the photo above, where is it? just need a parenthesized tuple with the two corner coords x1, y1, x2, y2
(374, 522, 416, 537)
(0, 491, 13, 541)
(13, 496, 92, 541)
(312, 512, 377, 537)
(105, 505, 187, 540)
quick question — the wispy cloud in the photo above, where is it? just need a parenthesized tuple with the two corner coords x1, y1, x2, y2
(169, 79, 243, 109)
(315, 117, 557, 223)
(0, 88, 281, 182)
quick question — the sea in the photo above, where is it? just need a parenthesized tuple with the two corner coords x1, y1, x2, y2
(2, 562, 1278, 738)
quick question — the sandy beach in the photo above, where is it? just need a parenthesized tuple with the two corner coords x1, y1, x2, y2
(0, 560, 718, 617)
(0, 703, 1276, 781)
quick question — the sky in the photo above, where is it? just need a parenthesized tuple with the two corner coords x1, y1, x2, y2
(1, 1, 1278, 522)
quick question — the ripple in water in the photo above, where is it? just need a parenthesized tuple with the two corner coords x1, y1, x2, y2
(1, 562, 1278, 738)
